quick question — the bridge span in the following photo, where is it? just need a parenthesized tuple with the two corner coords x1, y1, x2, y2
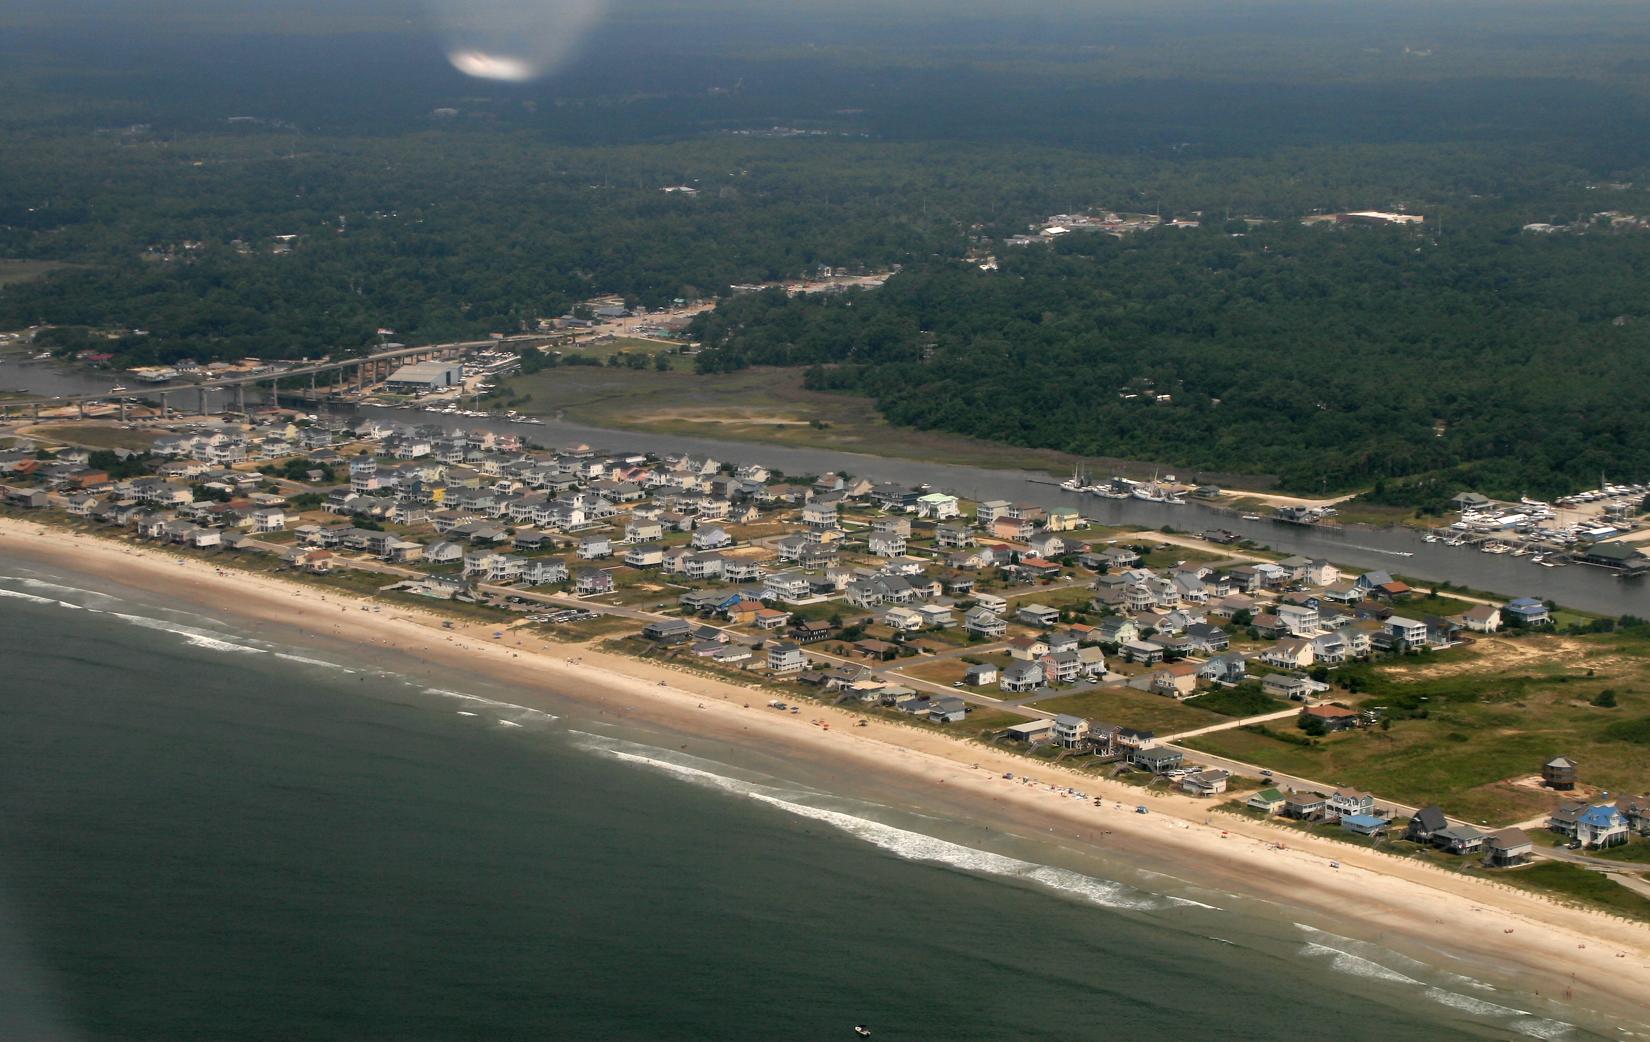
(0, 339, 492, 421)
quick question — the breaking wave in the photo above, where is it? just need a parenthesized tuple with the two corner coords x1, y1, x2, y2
(103, 610, 268, 654)
(1302, 941, 1423, 985)
(423, 688, 558, 724)
(581, 736, 1183, 913)
(1297, 928, 1573, 1037)
(0, 586, 83, 609)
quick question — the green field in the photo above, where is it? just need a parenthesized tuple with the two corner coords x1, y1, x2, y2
(24, 423, 161, 451)
(0, 259, 73, 287)
(1186, 686, 1290, 718)
(494, 364, 1098, 475)
(556, 337, 689, 367)
(1029, 686, 1221, 737)
(1497, 862, 1650, 922)
(1585, 835, 1650, 864)
(1185, 633, 1650, 824)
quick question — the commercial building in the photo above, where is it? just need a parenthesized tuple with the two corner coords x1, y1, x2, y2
(385, 361, 463, 392)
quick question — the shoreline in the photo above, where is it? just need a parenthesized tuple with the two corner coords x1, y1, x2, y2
(3, 515, 1649, 1031)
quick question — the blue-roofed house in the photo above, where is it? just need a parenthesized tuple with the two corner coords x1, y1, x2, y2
(1504, 597, 1551, 627)
(1341, 814, 1390, 837)
(1576, 803, 1630, 849)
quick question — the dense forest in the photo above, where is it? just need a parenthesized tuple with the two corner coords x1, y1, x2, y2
(7, 0, 1650, 497)
(690, 224, 1650, 498)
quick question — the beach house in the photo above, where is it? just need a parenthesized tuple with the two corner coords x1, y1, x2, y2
(1180, 769, 1231, 798)
(1482, 828, 1534, 867)
(766, 641, 807, 674)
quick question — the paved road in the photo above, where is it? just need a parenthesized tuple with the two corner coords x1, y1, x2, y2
(1537, 844, 1650, 874)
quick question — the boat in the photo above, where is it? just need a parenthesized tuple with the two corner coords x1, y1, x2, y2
(854, 1026, 872, 1039)
(1240, 512, 1262, 521)
(1273, 505, 1329, 525)
(109, 384, 128, 393)
(1132, 480, 1181, 504)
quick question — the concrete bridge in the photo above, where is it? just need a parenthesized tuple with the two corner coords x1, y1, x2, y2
(0, 339, 488, 422)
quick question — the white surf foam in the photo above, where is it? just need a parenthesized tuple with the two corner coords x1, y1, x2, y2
(1, 579, 359, 666)
(1421, 988, 1530, 1017)
(423, 688, 557, 722)
(1298, 934, 1572, 1036)
(16, 576, 119, 602)
(272, 652, 354, 673)
(102, 609, 268, 654)
(595, 743, 1171, 913)
(1302, 941, 1424, 985)
(1424, 987, 1573, 1038)
(0, 586, 84, 609)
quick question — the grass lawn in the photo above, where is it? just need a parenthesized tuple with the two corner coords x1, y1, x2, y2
(1185, 632, 1650, 823)
(1029, 686, 1221, 736)
(1186, 685, 1291, 718)
(25, 422, 161, 451)
(1497, 861, 1650, 923)
(1393, 592, 1479, 618)
(998, 584, 1094, 609)
(559, 336, 687, 364)
(544, 615, 640, 641)
(1329, 503, 1433, 529)
(0, 259, 73, 286)
(1067, 524, 1133, 543)
(894, 657, 979, 686)
(1138, 546, 1224, 570)
(940, 707, 1032, 740)
(1586, 835, 1650, 864)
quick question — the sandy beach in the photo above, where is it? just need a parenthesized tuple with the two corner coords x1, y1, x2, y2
(4, 515, 1648, 1028)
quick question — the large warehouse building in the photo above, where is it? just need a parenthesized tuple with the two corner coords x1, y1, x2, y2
(384, 361, 463, 392)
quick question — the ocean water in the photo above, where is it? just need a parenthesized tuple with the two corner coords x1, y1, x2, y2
(0, 556, 1627, 1042)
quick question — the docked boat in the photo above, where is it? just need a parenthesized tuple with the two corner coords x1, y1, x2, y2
(1272, 505, 1331, 525)
(1132, 480, 1181, 504)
